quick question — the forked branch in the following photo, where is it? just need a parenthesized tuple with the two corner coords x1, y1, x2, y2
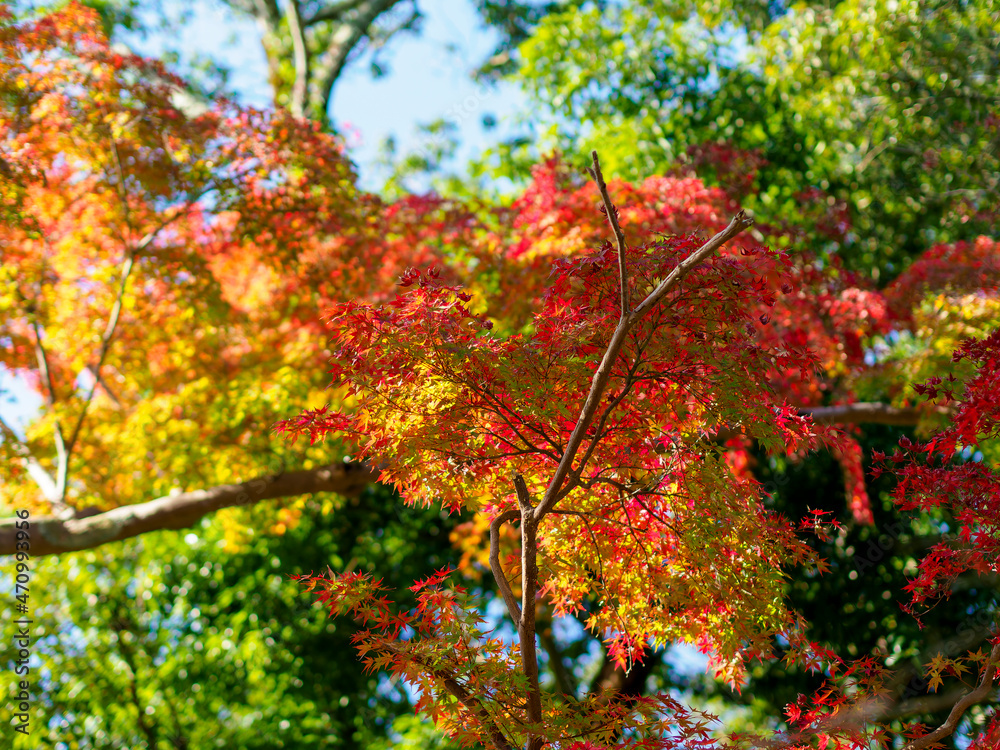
(504, 156, 753, 748)
(534, 177, 753, 523)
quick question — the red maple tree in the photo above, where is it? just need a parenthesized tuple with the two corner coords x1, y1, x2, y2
(285, 155, 1000, 748)
(2, 6, 998, 747)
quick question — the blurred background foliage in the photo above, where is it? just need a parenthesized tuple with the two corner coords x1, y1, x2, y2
(498, 0, 1000, 277)
(1, 483, 463, 748)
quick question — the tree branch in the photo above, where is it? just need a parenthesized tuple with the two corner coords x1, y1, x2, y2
(513, 474, 544, 749)
(54, 174, 215, 508)
(246, 0, 282, 31)
(65, 210, 137, 459)
(30, 317, 59, 408)
(283, 0, 311, 118)
(29, 315, 69, 502)
(0, 393, 941, 556)
(902, 641, 1000, 750)
(308, 0, 403, 121)
(303, 0, 369, 26)
(820, 623, 997, 737)
(587, 151, 628, 317)
(489, 508, 521, 623)
(52, 138, 142, 503)
(534, 205, 754, 523)
(0, 461, 377, 556)
(884, 688, 969, 721)
(631, 209, 754, 320)
(800, 402, 945, 427)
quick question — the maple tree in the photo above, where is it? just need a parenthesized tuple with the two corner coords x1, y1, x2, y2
(2, 4, 1000, 748)
(281, 154, 1000, 748)
(0, 2, 435, 555)
(17, 0, 426, 127)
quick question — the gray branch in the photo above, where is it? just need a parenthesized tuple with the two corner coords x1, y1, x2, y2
(800, 402, 948, 426)
(0, 462, 377, 556)
(308, 0, 404, 121)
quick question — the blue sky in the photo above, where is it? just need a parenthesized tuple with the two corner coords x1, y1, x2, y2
(130, 0, 529, 189)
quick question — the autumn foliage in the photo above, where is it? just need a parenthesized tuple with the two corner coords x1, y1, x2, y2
(286, 149, 1000, 744)
(3, 4, 1000, 750)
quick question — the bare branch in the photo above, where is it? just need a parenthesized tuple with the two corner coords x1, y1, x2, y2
(801, 402, 948, 427)
(587, 150, 628, 318)
(0, 461, 377, 556)
(631, 210, 754, 319)
(489, 508, 521, 622)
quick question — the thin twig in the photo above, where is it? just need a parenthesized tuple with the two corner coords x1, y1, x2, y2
(587, 150, 628, 318)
